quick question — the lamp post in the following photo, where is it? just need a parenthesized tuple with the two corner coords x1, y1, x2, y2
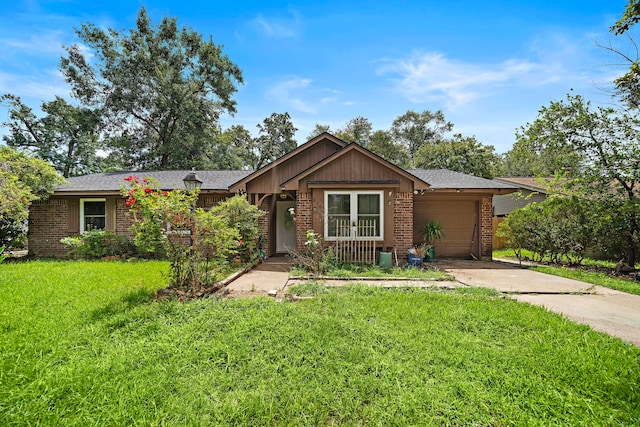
(183, 171, 203, 193)
(183, 171, 203, 249)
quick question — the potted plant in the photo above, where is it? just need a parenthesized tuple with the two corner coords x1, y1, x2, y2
(407, 245, 426, 266)
(421, 220, 444, 261)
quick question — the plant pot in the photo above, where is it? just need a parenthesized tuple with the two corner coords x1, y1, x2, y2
(425, 246, 436, 261)
(408, 253, 423, 266)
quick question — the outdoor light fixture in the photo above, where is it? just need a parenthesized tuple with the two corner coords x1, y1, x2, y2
(183, 171, 203, 192)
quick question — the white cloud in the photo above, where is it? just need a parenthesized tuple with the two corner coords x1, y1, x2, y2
(377, 33, 617, 111)
(265, 78, 346, 114)
(267, 77, 317, 113)
(377, 51, 537, 109)
(0, 70, 69, 100)
(251, 12, 301, 38)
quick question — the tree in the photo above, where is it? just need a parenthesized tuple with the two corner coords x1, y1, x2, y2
(0, 147, 64, 247)
(60, 7, 243, 170)
(210, 125, 252, 170)
(367, 130, 409, 167)
(520, 93, 640, 265)
(607, 1, 640, 109)
(502, 98, 586, 177)
(251, 112, 297, 170)
(390, 109, 453, 167)
(414, 134, 501, 178)
(307, 123, 331, 140)
(122, 176, 262, 293)
(1, 95, 102, 178)
(335, 116, 373, 146)
(611, 0, 640, 35)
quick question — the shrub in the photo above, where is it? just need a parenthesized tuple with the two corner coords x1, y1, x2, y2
(289, 230, 336, 276)
(211, 195, 264, 264)
(61, 229, 136, 259)
(121, 177, 264, 292)
(497, 196, 598, 265)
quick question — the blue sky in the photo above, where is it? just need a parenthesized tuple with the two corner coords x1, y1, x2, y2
(0, 0, 632, 153)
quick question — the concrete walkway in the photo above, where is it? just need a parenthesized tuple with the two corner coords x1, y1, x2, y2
(223, 258, 291, 296)
(223, 258, 640, 347)
(224, 257, 464, 296)
(439, 259, 640, 347)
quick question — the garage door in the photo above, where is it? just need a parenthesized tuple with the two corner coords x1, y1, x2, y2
(414, 199, 478, 258)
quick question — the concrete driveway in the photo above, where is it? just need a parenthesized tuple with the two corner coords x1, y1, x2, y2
(440, 260, 640, 347)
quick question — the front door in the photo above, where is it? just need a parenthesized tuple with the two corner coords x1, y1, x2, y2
(276, 201, 297, 253)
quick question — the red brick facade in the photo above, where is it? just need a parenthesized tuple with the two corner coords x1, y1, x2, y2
(480, 195, 493, 259)
(28, 199, 71, 257)
(115, 198, 135, 238)
(393, 192, 414, 259)
(258, 196, 271, 254)
(295, 192, 313, 251)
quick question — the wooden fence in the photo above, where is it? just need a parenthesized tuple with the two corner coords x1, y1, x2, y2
(334, 219, 377, 264)
(492, 217, 509, 250)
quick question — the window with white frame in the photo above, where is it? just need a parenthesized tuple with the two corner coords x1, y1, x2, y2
(324, 191, 383, 240)
(80, 198, 106, 232)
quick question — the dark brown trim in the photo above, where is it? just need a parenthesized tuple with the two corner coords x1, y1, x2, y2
(228, 132, 346, 192)
(281, 143, 430, 191)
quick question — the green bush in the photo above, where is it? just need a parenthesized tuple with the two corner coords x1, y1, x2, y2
(61, 229, 136, 259)
(211, 195, 264, 264)
(497, 196, 597, 265)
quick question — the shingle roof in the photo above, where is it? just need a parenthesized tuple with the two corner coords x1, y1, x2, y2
(56, 168, 516, 193)
(406, 169, 517, 189)
(57, 170, 254, 193)
(493, 177, 553, 193)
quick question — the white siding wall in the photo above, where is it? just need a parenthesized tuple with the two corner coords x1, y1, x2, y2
(493, 189, 547, 216)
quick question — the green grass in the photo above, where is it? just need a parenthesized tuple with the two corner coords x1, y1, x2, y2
(492, 248, 622, 269)
(291, 263, 449, 280)
(2, 261, 640, 425)
(530, 265, 640, 296)
(493, 249, 640, 296)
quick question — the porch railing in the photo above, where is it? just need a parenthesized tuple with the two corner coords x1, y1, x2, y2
(334, 219, 377, 264)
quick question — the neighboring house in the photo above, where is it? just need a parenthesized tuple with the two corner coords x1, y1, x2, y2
(28, 133, 516, 260)
(492, 177, 550, 217)
(491, 177, 552, 250)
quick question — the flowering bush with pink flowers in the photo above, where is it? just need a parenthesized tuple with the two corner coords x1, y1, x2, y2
(121, 176, 263, 293)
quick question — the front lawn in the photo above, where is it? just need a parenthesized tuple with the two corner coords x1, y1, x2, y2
(494, 249, 640, 296)
(290, 262, 450, 280)
(1, 260, 639, 425)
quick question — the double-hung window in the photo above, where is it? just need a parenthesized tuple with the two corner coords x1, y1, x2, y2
(80, 198, 106, 232)
(325, 191, 383, 240)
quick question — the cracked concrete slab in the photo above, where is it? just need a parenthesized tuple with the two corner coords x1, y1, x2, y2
(438, 259, 640, 346)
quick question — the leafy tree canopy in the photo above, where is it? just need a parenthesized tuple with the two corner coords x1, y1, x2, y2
(516, 93, 640, 265)
(335, 116, 373, 146)
(307, 123, 331, 140)
(0, 147, 64, 247)
(414, 134, 501, 179)
(1, 95, 102, 178)
(59, 7, 243, 170)
(502, 99, 586, 177)
(611, 0, 640, 35)
(250, 112, 297, 170)
(367, 130, 410, 168)
(390, 109, 453, 167)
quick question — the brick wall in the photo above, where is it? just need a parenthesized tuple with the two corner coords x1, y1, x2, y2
(115, 198, 135, 238)
(296, 192, 313, 251)
(258, 196, 271, 254)
(394, 192, 414, 259)
(28, 199, 70, 257)
(481, 195, 493, 259)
